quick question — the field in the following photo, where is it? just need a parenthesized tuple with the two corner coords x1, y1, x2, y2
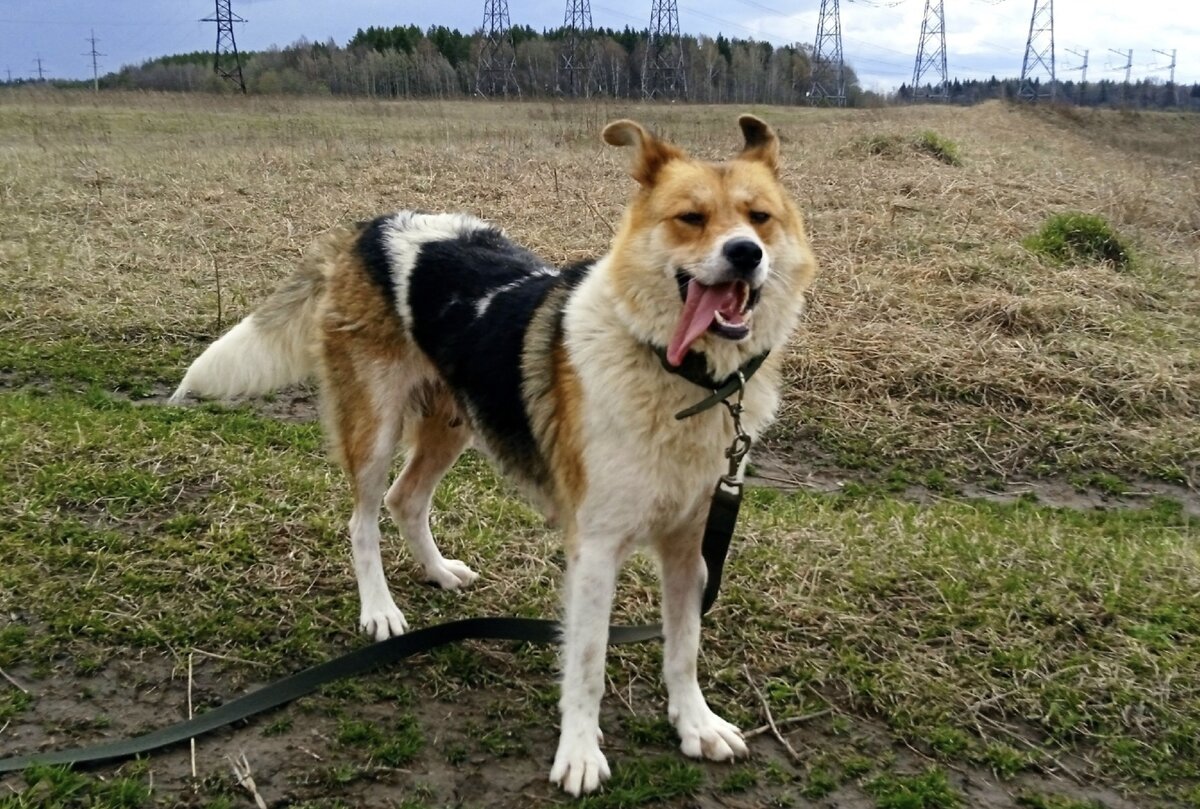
(0, 90, 1198, 808)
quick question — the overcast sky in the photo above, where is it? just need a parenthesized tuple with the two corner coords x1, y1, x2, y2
(1, 0, 1195, 91)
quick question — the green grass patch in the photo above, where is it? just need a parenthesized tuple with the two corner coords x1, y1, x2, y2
(1023, 212, 1135, 270)
(2, 384, 1199, 803)
(913, 130, 962, 165)
(576, 756, 703, 808)
(0, 764, 151, 809)
(865, 768, 961, 808)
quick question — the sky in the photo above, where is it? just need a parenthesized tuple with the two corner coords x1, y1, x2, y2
(1, 0, 1196, 92)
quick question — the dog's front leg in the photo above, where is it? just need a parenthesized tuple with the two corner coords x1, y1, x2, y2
(659, 533, 748, 762)
(550, 536, 622, 795)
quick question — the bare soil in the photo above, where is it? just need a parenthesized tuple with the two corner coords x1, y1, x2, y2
(0, 654, 1145, 808)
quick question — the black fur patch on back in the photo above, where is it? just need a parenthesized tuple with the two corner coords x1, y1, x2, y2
(407, 228, 590, 485)
(356, 215, 398, 307)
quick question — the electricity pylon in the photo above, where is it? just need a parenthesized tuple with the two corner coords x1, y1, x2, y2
(84, 30, 104, 93)
(911, 0, 948, 101)
(1018, 0, 1055, 101)
(643, 0, 685, 99)
(810, 0, 845, 106)
(1065, 47, 1087, 103)
(476, 0, 520, 97)
(561, 0, 593, 96)
(201, 0, 246, 94)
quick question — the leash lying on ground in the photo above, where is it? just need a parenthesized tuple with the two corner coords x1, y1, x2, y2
(0, 361, 757, 775)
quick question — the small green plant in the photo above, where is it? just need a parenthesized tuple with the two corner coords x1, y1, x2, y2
(1023, 212, 1135, 269)
(914, 131, 962, 165)
(720, 767, 759, 793)
(1015, 793, 1104, 809)
(866, 768, 962, 808)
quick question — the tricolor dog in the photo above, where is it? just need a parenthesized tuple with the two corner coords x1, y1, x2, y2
(172, 115, 816, 794)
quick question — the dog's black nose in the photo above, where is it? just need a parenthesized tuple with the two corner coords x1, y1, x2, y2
(722, 239, 762, 274)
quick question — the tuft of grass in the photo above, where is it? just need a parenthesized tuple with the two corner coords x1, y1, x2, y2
(913, 130, 962, 165)
(842, 131, 961, 165)
(576, 756, 703, 808)
(0, 764, 151, 809)
(1015, 793, 1104, 809)
(1023, 212, 1135, 270)
(865, 768, 961, 809)
(335, 715, 424, 767)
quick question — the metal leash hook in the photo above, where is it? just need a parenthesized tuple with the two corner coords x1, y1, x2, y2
(719, 371, 752, 492)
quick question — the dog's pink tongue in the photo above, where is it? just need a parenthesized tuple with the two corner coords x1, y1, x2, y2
(666, 281, 741, 366)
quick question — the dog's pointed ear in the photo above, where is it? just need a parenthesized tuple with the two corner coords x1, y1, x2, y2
(603, 119, 684, 187)
(737, 115, 780, 174)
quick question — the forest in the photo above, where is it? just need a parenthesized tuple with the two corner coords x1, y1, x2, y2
(24, 23, 1200, 110)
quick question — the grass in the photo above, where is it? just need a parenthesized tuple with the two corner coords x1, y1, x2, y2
(1, 91, 1199, 808)
(1024, 212, 1136, 270)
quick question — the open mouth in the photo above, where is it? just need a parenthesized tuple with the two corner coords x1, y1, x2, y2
(667, 272, 761, 366)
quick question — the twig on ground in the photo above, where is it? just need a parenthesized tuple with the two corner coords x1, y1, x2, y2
(0, 668, 29, 694)
(190, 647, 269, 668)
(743, 665, 802, 763)
(743, 708, 832, 739)
(573, 189, 615, 235)
(229, 752, 269, 809)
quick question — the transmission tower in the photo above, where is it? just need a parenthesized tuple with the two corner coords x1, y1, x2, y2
(476, 0, 519, 96)
(201, 0, 246, 94)
(1153, 48, 1175, 84)
(561, 0, 593, 96)
(1154, 48, 1178, 106)
(1065, 47, 1087, 103)
(810, 0, 845, 106)
(911, 0, 948, 101)
(33, 55, 46, 82)
(1018, 0, 1055, 101)
(643, 0, 685, 99)
(84, 30, 105, 93)
(1065, 47, 1087, 84)
(1108, 48, 1132, 84)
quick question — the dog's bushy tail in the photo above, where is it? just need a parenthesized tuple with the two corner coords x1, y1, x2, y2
(170, 233, 340, 403)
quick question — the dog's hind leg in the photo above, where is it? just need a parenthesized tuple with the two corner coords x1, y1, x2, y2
(322, 344, 414, 642)
(384, 386, 478, 590)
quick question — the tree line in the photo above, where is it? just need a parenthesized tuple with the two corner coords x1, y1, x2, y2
(10, 22, 1198, 110)
(80, 24, 873, 106)
(903, 76, 1200, 110)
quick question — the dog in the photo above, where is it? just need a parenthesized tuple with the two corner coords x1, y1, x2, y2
(171, 115, 816, 795)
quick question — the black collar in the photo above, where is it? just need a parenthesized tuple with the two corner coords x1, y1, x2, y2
(653, 346, 771, 419)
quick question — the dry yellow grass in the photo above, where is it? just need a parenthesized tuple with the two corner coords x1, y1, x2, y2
(0, 90, 1196, 485)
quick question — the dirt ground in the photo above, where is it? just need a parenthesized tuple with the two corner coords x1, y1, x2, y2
(0, 651, 1144, 808)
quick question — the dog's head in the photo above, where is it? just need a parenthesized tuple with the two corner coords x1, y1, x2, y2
(602, 116, 815, 371)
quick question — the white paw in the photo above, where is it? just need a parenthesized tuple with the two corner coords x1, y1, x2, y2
(359, 602, 408, 642)
(671, 703, 748, 761)
(424, 558, 479, 590)
(549, 732, 610, 796)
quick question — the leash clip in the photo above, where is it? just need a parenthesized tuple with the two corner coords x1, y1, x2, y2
(720, 372, 752, 486)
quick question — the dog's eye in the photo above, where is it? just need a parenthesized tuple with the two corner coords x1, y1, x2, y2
(676, 212, 706, 227)
(749, 210, 771, 225)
